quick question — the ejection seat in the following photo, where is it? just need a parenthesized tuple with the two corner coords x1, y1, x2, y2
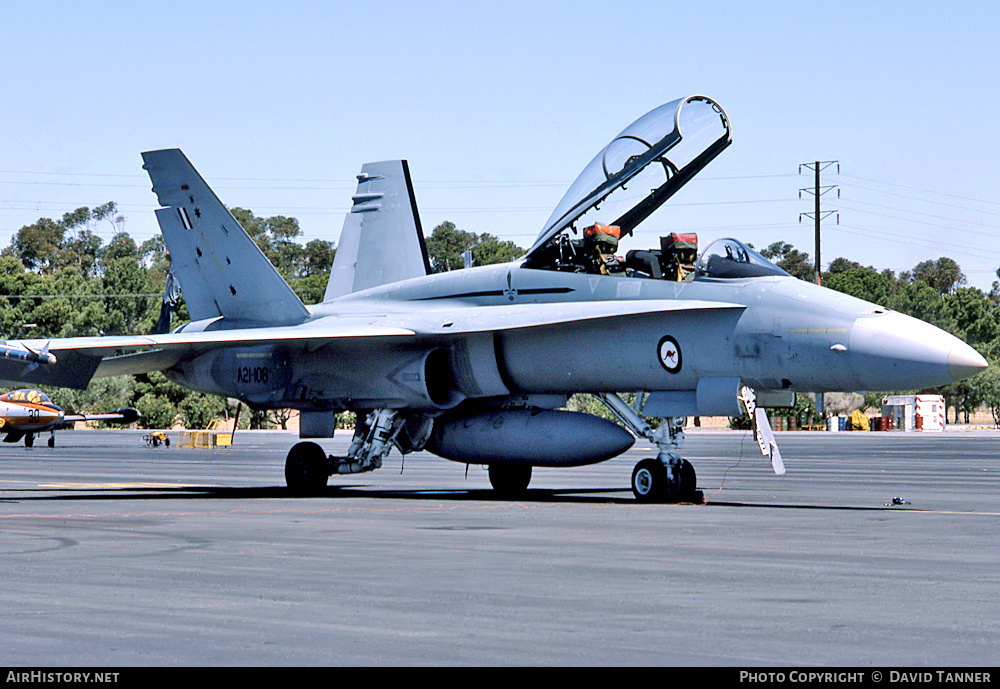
(625, 250, 665, 279)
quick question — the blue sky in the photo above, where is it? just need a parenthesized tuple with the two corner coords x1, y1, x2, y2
(4, 1, 999, 290)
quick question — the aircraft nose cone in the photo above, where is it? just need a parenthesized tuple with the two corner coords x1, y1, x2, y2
(849, 312, 986, 389)
(948, 345, 988, 381)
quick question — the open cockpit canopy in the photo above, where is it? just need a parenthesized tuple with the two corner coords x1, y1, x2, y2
(525, 95, 731, 259)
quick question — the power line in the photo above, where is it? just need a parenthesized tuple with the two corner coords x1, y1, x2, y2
(0, 293, 161, 299)
(839, 173, 1000, 208)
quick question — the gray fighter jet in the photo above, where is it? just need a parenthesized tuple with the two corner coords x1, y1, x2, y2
(0, 95, 986, 501)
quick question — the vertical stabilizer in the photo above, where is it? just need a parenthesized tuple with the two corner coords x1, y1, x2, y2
(142, 149, 309, 325)
(325, 160, 430, 299)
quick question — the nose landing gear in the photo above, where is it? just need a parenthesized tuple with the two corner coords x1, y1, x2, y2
(595, 393, 704, 504)
(631, 457, 699, 503)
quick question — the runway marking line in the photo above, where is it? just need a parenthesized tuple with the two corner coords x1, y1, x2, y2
(36, 482, 198, 489)
(0, 501, 626, 520)
(3, 498, 1000, 520)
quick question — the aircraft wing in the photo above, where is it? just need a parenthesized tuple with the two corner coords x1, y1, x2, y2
(0, 323, 417, 389)
(63, 408, 142, 426)
(0, 299, 744, 389)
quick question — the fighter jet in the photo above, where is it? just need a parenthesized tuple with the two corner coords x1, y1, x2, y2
(0, 95, 986, 500)
(0, 388, 140, 447)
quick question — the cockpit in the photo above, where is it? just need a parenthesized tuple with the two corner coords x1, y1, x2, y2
(521, 96, 788, 283)
(1, 389, 55, 406)
(694, 238, 789, 279)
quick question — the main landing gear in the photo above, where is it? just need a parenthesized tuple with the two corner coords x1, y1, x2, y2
(284, 409, 425, 494)
(595, 393, 703, 504)
(21, 432, 55, 448)
(487, 464, 532, 497)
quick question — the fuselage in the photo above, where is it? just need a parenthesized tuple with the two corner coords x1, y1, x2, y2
(0, 396, 64, 433)
(327, 262, 983, 393)
(165, 256, 987, 413)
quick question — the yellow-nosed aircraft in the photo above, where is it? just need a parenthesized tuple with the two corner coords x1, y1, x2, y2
(0, 389, 139, 447)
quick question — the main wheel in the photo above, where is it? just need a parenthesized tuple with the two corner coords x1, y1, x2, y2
(285, 441, 330, 494)
(488, 464, 532, 497)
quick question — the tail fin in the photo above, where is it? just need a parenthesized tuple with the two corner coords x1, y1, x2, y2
(141, 149, 309, 325)
(324, 160, 430, 299)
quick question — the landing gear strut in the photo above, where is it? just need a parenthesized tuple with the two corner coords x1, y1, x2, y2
(284, 409, 412, 494)
(595, 393, 703, 504)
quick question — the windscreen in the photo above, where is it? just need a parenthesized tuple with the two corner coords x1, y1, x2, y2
(695, 238, 790, 279)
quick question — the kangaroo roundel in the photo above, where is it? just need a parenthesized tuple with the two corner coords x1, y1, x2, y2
(658, 336, 682, 373)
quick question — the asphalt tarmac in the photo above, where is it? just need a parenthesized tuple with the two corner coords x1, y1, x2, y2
(1, 428, 998, 667)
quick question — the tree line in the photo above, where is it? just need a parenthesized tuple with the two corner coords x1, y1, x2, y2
(1, 203, 336, 429)
(3, 203, 997, 427)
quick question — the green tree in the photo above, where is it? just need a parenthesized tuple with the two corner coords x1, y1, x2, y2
(132, 371, 187, 429)
(909, 257, 966, 295)
(822, 264, 897, 307)
(473, 234, 524, 266)
(975, 362, 1000, 427)
(102, 256, 154, 336)
(946, 287, 999, 347)
(425, 221, 523, 271)
(760, 241, 814, 281)
(4, 218, 67, 273)
(228, 207, 336, 304)
(180, 393, 228, 429)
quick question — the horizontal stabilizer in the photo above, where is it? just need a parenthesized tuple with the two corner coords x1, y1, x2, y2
(142, 149, 310, 325)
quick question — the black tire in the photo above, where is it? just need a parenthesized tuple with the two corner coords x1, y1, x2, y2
(661, 459, 697, 501)
(631, 458, 663, 502)
(285, 442, 330, 494)
(47, 436, 55, 448)
(488, 464, 532, 497)
(632, 458, 698, 503)
(24, 434, 34, 448)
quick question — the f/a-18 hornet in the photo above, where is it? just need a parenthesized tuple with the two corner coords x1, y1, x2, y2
(0, 95, 986, 500)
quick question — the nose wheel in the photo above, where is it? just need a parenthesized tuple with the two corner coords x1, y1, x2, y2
(631, 457, 700, 503)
